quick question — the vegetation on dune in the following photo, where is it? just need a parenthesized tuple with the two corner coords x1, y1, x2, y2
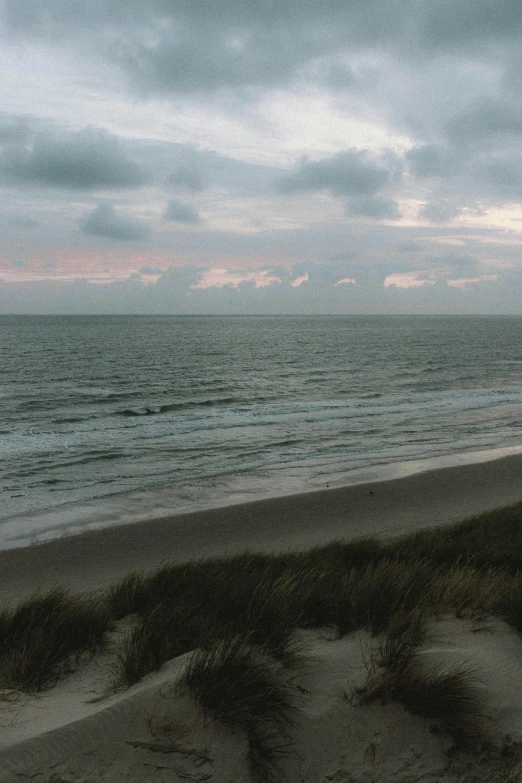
(388, 501, 522, 573)
(2, 499, 522, 779)
(356, 606, 483, 746)
(179, 635, 302, 782)
(0, 588, 109, 691)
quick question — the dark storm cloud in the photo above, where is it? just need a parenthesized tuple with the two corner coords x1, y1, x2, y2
(116, 27, 328, 95)
(275, 150, 399, 197)
(348, 197, 401, 220)
(164, 198, 200, 224)
(80, 203, 150, 241)
(418, 201, 461, 223)
(1, 128, 148, 190)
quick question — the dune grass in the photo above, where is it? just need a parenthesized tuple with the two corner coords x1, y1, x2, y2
(2, 496, 522, 776)
(387, 501, 522, 573)
(179, 636, 302, 782)
(0, 588, 109, 691)
(357, 610, 483, 747)
(115, 603, 207, 685)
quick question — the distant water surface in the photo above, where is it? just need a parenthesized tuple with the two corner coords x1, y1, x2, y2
(1, 315, 522, 547)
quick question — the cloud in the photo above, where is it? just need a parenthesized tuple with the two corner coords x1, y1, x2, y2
(1, 2, 522, 316)
(406, 145, 452, 178)
(445, 99, 522, 145)
(421, 1, 522, 52)
(167, 162, 205, 192)
(1, 252, 519, 315)
(384, 271, 436, 288)
(2, 128, 148, 190)
(275, 150, 400, 197)
(80, 203, 150, 241)
(419, 201, 461, 223)
(480, 156, 522, 199)
(109, 18, 337, 95)
(7, 0, 522, 96)
(397, 242, 422, 252)
(348, 196, 401, 220)
(139, 266, 164, 275)
(0, 115, 30, 145)
(164, 198, 200, 224)
(4, 214, 39, 228)
(5, 0, 522, 107)
(447, 274, 498, 290)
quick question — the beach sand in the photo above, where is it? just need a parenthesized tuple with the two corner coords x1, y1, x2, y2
(2, 453, 522, 783)
(1, 451, 522, 605)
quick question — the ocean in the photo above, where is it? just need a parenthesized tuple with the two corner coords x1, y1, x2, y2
(1, 314, 522, 549)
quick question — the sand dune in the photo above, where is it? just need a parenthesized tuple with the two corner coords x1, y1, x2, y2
(2, 453, 522, 782)
(3, 619, 522, 783)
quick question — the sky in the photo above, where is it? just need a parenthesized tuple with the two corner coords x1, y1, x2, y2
(1, 0, 522, 314)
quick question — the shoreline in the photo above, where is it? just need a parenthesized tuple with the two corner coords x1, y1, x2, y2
(1, 451, 522, 606)
(3, 442, 522, 551)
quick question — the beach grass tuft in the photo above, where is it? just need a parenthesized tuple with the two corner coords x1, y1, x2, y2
(180, 635, 300, 782)
(357, 606, 483, 747)
(107, 571, 149, 620)
(0, 588, 109, 691)
(359, 652, 483, 746)
(116, 602, 207, 686)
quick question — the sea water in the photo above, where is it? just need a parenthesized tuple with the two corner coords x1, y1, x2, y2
(1, 314, 522, 548)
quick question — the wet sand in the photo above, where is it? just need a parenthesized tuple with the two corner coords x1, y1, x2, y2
(1, 452, 522, 605)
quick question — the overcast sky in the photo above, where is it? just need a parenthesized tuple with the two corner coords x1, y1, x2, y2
(2, 0, 522, 313)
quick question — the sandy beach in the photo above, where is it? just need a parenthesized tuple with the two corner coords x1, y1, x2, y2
(1, 451, 522, 606)
(2, 453, 522, 783)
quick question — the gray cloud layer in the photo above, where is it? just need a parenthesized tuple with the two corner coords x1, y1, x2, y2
(2, 0, 522, 312)
(6, 0, 522, 94)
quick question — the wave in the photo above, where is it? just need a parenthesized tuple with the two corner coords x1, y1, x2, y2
(52, 416, 90, 424)
(116, 397, 240, 416)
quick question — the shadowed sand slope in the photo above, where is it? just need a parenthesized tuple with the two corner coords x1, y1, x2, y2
(2, 622, 522, 783)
